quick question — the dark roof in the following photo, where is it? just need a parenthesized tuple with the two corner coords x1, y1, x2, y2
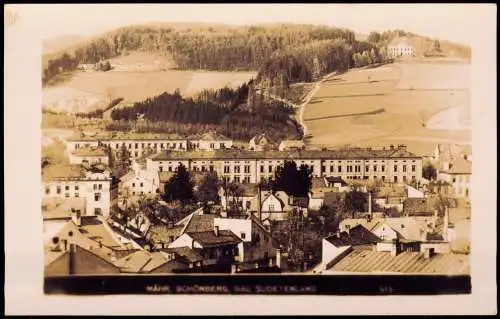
(311, 177, 327, 188)
(163, 247, 204, 263)
(184, 214, 215, 233)
(325, 224, 381, 247)
(187, 230, 242, 247)
(325, 176, 348, 186)
(147, 224, 184, 243)
(152, 146, 421, 161)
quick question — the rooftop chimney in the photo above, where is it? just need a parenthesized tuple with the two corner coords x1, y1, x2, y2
(424, 247, 435, 259)
(368, 192, 373, 218)
(214, 225, 219, 237)
(390, 238, 401, 257)
(71, 209, 82, 227)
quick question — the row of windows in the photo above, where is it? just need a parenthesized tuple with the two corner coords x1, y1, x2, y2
(45, 183, 104, 195)
(322, 164, 416, 173)
(106, 142, 185, 150)
(345, 175, 417, 182)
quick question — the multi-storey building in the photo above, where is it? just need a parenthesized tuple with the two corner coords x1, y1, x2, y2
(146, 144, 423, 185)
(65, 132, 233, 159)
(42, 163, 113, 217)
(68, 146, 109, 165)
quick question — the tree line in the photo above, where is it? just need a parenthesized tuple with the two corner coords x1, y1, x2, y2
(107, 83, 302, 141)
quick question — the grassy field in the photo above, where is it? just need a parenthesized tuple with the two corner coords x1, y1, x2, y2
(42, 68, 256, 113)
(303, 61, 471, 154)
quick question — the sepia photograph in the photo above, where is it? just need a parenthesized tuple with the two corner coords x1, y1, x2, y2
(4, 3, 497, 315)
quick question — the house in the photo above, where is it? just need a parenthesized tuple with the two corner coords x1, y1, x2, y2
(168, 228, 242, 272)
(187, 132, 233, 151)
(437, 157, 471, 198)
(308, 188, 330, 210)
(42, 197, 86, 242)
(434, 143, 472, 163)
(324, 176, 350, 192)
(147, 222, 185, 248)
(339, 215, 448, 243)
(42, 163, 113, 217)
(278, 139, 305, 151)
(313, 224, 382, 273)
(387, 37, 415, 57)
(320, 239, 469, 275)
(249, 133, 272, 151)
(374, 184, 407, 212)
(44, 212, 144, 276)
(255, 191, 293, 222)
(119, 159, 160, 198)
(69, 146, 109, 166)
(219, 183, 259, 212)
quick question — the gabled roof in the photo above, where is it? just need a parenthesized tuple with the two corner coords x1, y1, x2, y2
(42, 164, 87, 180)
(114, 250, 153, 273)
(311, 176, 327, 188)
(328, 250, 470, 274)
(187, 230, 242, 248)
(326, 224, 382, 247)
(184, 214, 216, 233)
(249, 133, 270, 146)
(147, 224, 184, 243)
(162, 247, 204, 263)
(325, 176, 348, 187)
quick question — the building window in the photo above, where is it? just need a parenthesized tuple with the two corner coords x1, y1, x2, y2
(65, 193, 70, 198)
(244, 165, 250, 174)
(234, 166, 241, 173)
(260, 166, 264, 173)
(268, 165, 273, 173)
(243, 176, 251, 184)
(403, 165, 407, 173)
(45, 187, 50, 195)
(330, 165, 334, 173)
(160, 143, 164, 149)
(94, 193, 101, 201)
(94, 208, 102, 215)
(412, 165, 416, 172)
(412, 175, 416, 181)
(234, 176, 240, 183)
(168, 167, 172, 172)
(366, 165, 369, 172)
(403, 176, 407, 182)
(338, 166, 342, 173)
(382, 165, 385, 172)
(172, 143, 177, 148)
(98, 184, 102, 190)
(132, 183, 135, 187)
(65, 185, 70, 191)
(394, 165, 398, 172)
(56, 186, 61, 194)
(452, 177, 456, 183)
(382, 176, 386, 181)
(374, 165, 377, 172)
(159, 166, 163, 172)
(240, 232, 246, 239)
(75, 193, 79, 197)
(224, 166, 230, 173)
(269, 204, 275, 211)
(140, 183, 144, 187)
(394, 176, 398, 183)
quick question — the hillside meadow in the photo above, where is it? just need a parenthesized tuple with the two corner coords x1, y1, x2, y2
(303, 61, 471, 154)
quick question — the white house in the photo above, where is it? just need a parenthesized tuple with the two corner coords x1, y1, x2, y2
(42, 163, 112, 217)
(257, 191, 293, 222)
(120, 160, 160, 197)
(278, 140, 305, 151)
(249, 133, 271, 151)
(42, 197, 86, 242)
(437, 158, 471, 198)
(387, 38, 415, 57)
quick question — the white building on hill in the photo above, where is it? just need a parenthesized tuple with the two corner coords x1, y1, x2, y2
(388, 38, 415, 57)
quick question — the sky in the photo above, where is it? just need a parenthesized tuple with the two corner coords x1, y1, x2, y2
(8, 4, 490, 45)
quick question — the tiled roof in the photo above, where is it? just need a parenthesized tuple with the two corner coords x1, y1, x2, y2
(152, 146, 421, 161)
(163, 247, 204, 263)
(147, 224, 184, 243)
(325, 224, 382, 247)
(188, 230, 242, 247)
(42, 164, 87, 180)
(311, 177, 327, 188)
(42, 197, 86, 220)
(71, 147, 107, 157)
(191, 131, 232, 141)
(184, 214, 215, 233)
(328, 250, 470, 274)
(114, 250, 153, 273)
(250, 133, 270, 146)
(141, 252, 173, 273)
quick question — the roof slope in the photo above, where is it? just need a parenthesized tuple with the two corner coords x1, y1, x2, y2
(188, 230, 241, 247)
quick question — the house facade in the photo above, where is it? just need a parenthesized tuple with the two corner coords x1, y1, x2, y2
(437, 158, 471, 198)
(68, 146, 109, 166)
(388, 38, 415, 57)
(146, 145, 423, 185)
(42, 164, 112, 217)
